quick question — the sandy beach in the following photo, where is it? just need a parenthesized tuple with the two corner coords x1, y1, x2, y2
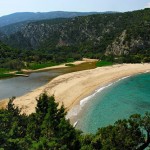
(1, 63, 150, 115)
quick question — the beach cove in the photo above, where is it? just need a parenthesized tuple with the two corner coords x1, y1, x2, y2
(0, 63, 149, 118)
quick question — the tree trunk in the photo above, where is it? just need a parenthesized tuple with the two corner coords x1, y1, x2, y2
(137, 131, 150, 150)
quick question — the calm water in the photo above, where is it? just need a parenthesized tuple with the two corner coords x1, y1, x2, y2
(76, 73, 150, 133)
(0, 62, 96, 100)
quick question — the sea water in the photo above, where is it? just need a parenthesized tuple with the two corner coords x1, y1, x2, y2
(76, 72, 150, 133)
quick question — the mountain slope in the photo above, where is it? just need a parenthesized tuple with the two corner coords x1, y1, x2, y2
(3, 13, 124, 50)
(1, 9, 150, 63)
(0, 21, 31, 35)
(0, 40, 20, 68)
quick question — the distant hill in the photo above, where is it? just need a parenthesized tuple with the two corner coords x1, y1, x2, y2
(0, 11, 116, 28)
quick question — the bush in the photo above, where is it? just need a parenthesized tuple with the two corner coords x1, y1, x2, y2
(65, 63, 75, 67)
(96, 61, 113, 67)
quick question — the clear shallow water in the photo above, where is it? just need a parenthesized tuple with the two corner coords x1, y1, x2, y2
(76, 73, 150, 133)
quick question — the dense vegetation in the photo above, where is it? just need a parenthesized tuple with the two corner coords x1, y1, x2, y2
(1, 9, 150, 62)
(96, 61, 113, 67)
(0, 93, 150, 149)
(0, 9, 150, 149)
(0, 9, 150, 72)
(0, 38, 82, 72)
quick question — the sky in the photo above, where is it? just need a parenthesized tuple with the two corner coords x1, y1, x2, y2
(0, 0, 150, 17)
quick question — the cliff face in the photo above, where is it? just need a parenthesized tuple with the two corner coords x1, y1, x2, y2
(105, 9, 150, 56)
(1, 9, 150, 57)
(105, 30, 146, 56)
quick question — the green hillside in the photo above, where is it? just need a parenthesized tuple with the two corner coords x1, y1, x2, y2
(1, 9, 149, 63)
(0, 9, 150, 71)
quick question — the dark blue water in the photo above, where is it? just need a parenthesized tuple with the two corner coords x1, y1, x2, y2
(76, 73, 150, 133)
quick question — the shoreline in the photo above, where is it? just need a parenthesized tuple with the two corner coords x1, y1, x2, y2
(67, 75, 131, 125)
(0, 63, 150, 116)
(66, 73, 144, 122)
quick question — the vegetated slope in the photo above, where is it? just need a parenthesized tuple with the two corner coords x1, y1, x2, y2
(2, 9, 150, 63)
(105, 9, 150, 59)
(0, 21, 31, 35)
(0, 39, 55, 70)
(0, 40, 17, 62)
(3, 13, 124, 51)
(0, 11, 114, 28)
(0, 40, 24, 69)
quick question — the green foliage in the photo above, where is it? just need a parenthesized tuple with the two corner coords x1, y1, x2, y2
(1, 9, 150, 73)
(65, 63, 75, 67)
(0, 73, 14, 79)
(80, 134, 102, 150)
(96, 114, 150, 150)
(15, 71, 24, 74)
(28, 62, 57, 70)
(67, 58, 74, 62)
(0, 93, 81, 149)
(96, 61, 113, 67)
(0, 94, 150, 149)
(0, 68, 10, 73)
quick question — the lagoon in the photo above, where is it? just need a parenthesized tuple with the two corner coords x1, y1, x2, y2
(0, 62, 96, 100)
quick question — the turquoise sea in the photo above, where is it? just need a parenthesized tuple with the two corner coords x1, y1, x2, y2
(76, 72, 150, 133)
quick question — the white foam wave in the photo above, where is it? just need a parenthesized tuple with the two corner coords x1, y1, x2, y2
(145, 70, 150, 73)
(66, 105, 81, 119)
(80, 83, 114, 107)
(117, 75, 130, 82)
(73, 121, 78, 127)
(67, 75, 131, 119)
(80, 95, 94, 107)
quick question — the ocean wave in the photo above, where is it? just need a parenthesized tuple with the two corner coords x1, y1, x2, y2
(67, 75, 131, 119)
(66, 105, 81, 119)
(80, 83, 114, 107)
(80, 76, 131, 107)
(145, 70, 150, 73)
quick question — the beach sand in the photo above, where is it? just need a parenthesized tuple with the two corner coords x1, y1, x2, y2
(1, 63, 150, 115)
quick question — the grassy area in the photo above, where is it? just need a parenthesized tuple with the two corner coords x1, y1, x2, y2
(28, 62, 58, 70)
(15, 71, 24, 74)
(0, 68, 10, 74)
(96, 61, 113, 67)
(0, 73, 14, 79)
(0, 68, 14, 79)
(65, 63, 75, 67)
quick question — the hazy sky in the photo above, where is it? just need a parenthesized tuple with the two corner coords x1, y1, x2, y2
(0, 0, 150, 17)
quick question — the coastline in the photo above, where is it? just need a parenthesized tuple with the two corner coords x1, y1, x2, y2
(66, 75, 137, 122)
(0, 63, 150, 116)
